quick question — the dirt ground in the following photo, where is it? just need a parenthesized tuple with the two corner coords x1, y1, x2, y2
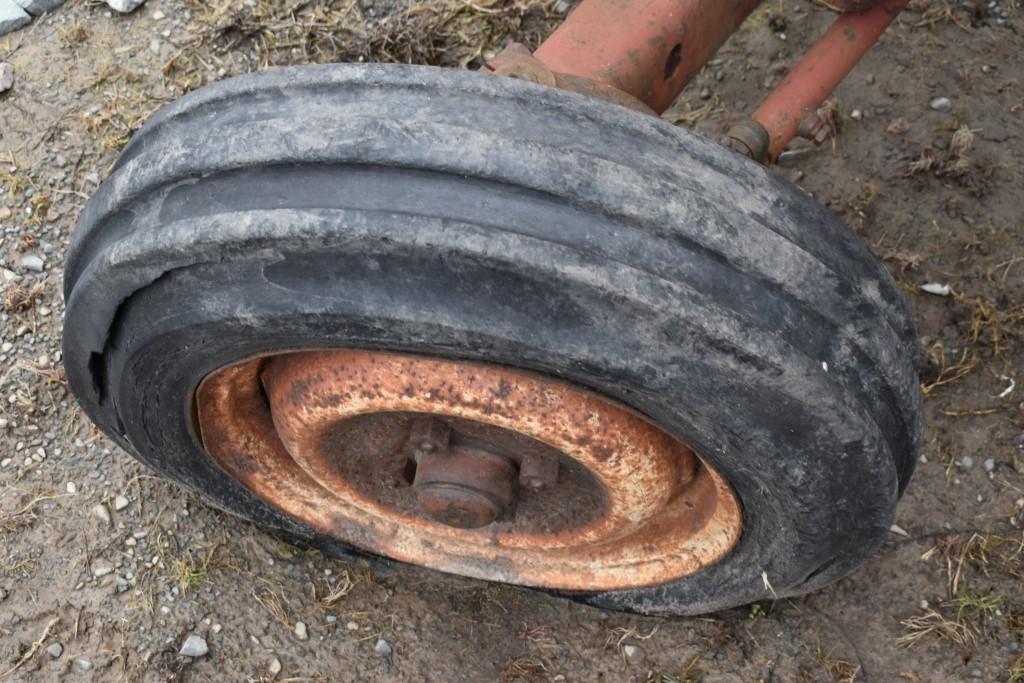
(1, 0, 1022, 681)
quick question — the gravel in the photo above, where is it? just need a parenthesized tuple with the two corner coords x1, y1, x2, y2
(294, 621, 308, 641)
(930, 96, 952, 112)
(374, 638, 392, 657)
(46, 642, 63, 658)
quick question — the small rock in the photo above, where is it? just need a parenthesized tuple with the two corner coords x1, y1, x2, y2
(45, 207, 59, 222)
(983, 458, 995, 472)
(0, 61, 14, 92)
(92, 561, 113, 577)
(12, 0, 67, 16)
(92, 504, 112, 526)
(293, 621, 308, 641)
(622, 644, 645, 663)
(920, 282, 950, 297)
(114, 495, 130, 511)
(179, 635, 209, 658)
(46, 642, 63, 658)
(268, 658, 282, 675)
(66, 482, 77, 494)
(0, 3, 30, 38)
(104, 0, 146, 12)
(850, 109, 863, 121)
(18, 253, 44, 272)
(75, 658, 93, 671)
(374, 638, 392, 657)
(345, 621, 359, 631)
(959, 455, 973, 469)
(930, 96, 952, 112)
(0, 206, 11, 220)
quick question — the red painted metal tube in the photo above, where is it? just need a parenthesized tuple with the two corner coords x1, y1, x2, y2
(534, 0, 764, 114)
(752, 0, 909, 160)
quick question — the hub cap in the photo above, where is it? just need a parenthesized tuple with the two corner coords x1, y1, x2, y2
(195, 350, 741, 591)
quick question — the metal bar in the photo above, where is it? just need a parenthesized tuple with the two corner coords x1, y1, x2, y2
(534, 0, 764, 114)
(752, 0, 909, 161)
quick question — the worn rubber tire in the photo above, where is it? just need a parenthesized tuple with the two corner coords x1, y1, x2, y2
(63, 64, 921, 616)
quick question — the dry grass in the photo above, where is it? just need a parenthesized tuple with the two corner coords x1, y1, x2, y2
(2, 282, 45, 313)
(163, 0, 559, 93)
(902, 533, 1023, 652)
(80, 64, 168, 152)
(662, 96, 722, 128)
(909, 0, 974, 31)
(1011, 652, 1024, 683)
(906, 125, 977, 178)
(604, 623, 659, 662)
(499, 656, 547, 683)
(898, 607, 977, 649)
(253, 587, 292, 628)
(814, 639, 861, 683)
(313, 569, 355, 609)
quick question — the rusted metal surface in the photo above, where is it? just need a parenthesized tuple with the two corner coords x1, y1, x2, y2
(722, 119, 771, 163)
(414, 446, 516, 529)
(485, 44, 654, 114)
(196, 350, 742, 591)
(751, 0, 909, 160)
(533, 0, 764, 113)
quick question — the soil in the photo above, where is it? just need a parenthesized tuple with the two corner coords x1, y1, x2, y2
(1, 0, 1023, 681)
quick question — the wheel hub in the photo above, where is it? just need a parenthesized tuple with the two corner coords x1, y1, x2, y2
(195, 350, 742, 591)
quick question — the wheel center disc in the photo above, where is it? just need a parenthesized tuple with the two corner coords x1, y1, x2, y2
(195, 350, 742, 591)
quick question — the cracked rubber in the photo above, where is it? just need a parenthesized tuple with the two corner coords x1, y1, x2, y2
(62, 63, 921, 616)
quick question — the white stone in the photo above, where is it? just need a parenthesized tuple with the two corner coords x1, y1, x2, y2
(92, 561, 113, 577)
(0, 1, 30, 37)
(46, 642, 63, 658)
(0, 62, 13, 92)
(18, 253, 44, 272)
(114, 495, 129, 511)
(293, 621, 308, 641)
(374, 638, 392, 657)
(66, 482, 77, 494)
(104, 0, 146, 12)
(178, 635, 208, 658)
(920, 282, 951, 297)
(92, 504, 112, 526)
(268, 659, 282, 675)
(930, 96, 952, 112)
(12, 0, 66, 16)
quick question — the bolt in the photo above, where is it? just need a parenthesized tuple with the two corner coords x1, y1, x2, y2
(519, 453, 559, 491)
(408, 417, 450, 459)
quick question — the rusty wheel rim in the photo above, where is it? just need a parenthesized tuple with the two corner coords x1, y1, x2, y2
(196, 350, 742, 591)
